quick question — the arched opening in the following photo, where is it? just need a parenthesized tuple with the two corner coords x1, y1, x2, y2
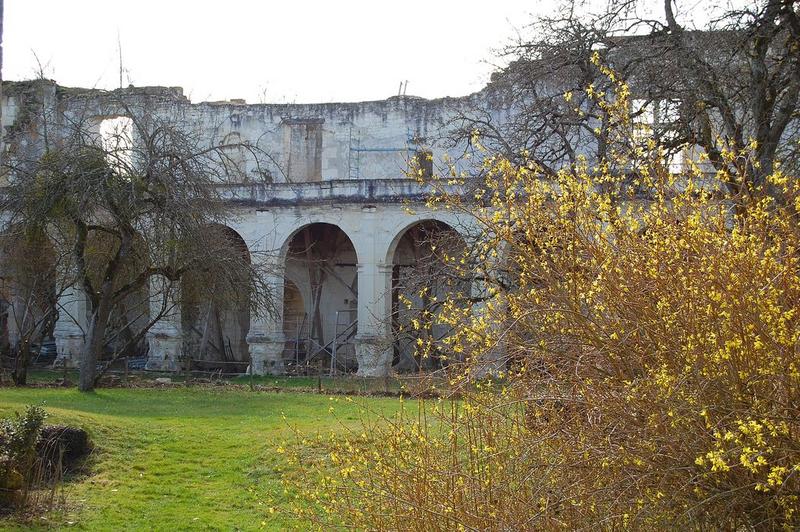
(0, 228, 58, 369)
(182, 225, 251, 372)
(390, 220, 468, 372)
(98, 116, 134, 173)
(282, 278, 307, 367)
(283, 223, 358, 373)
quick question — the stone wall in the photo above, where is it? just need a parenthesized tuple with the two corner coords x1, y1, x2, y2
(0, 79, 489, 376)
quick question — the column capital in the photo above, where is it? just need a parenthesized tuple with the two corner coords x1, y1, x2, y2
(250, 249, 286, 270)
(246, 331, 286, 345)
(357, 261, 393, 274)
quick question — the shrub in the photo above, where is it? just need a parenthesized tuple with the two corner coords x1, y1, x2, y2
(283, 62, 800, 529)
(0, 405, 47, 510)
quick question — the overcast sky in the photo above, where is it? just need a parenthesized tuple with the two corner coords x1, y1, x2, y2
(4, 0, 545, 104)
(3, 0, 728, 104)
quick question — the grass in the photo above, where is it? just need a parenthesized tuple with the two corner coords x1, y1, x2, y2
(16, 368, 448, 395)
(0, 386, 404, 530)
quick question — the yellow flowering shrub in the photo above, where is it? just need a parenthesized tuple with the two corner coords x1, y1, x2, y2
(283, 64, 800, 529)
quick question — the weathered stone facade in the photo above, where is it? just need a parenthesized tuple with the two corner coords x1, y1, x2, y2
(0, 80, 498, 376)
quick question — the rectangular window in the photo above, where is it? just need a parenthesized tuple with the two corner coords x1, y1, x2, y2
(282, 118, 323, 182)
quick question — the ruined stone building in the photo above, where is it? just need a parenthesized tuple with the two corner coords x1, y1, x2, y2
(3, 27, 788, 379)
(0, 80, 501, 377)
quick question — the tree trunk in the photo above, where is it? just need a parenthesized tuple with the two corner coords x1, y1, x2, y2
(79, 285, 113, 391)
(12, 341, 30, 386)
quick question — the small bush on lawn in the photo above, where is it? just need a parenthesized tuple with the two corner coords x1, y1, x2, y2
(0, 405, 46, 511)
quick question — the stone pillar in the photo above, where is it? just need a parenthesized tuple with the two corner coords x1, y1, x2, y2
(247, 263, 286, 375)
(6, 292, 21, 350)
(53, 284, 87, 368)
(354, 261, 393, 376)
(247, 329, 286, 375)
(145, 277, 182, 371)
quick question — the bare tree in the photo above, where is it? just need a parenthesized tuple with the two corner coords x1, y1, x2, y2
(649, 0, 800, 196)
(0, 0, 4, 158)
(0, 227, 70, 385)
(1, 95, 277, 391)
(449, 0, 800, 197)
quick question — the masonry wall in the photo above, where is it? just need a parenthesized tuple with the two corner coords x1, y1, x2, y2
(0, 80, 489, 376)
(0, 80, 509, 185)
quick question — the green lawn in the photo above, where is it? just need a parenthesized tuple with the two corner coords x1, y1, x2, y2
(0, 386, 402, 530)
(19, 369, 445, 396)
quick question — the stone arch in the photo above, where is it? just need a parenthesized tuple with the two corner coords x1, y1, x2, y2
(281, 222, 359, 372)
(387, 219, 469, 371)
(181, 224, 251, 370)
(73, 114, 136, 178)
(0, 226, 58, 363)
(383, 215, 469, 265)
(278, 221, 359, 263)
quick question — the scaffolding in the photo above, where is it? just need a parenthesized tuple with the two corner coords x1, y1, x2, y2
(287, 309, 357, 375)
(330, 309, 357, 375)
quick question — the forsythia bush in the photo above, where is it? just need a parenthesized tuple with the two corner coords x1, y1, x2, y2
(283, 66, 800, 529)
